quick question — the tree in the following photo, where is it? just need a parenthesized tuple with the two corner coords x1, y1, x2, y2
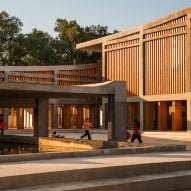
(0, 11, 23, 65)
(23, 29, 57, 65)
(55, 19, 110, 65)
(55, 19, 81, 64)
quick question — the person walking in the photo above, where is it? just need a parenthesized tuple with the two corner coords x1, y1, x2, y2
(80, 118, 92, 140)
(131, 119, 143, 143)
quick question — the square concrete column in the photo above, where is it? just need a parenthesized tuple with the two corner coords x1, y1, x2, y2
(108, 95, 127, 141)
(34, 98, 49, 137)
(51, 103, 58, 129)
(145, 102, 155, 130)
(187, 99, 191, 132)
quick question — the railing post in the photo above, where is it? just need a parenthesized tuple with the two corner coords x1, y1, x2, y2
(3, 71, 8, 82)
(54, 70, 58, 85)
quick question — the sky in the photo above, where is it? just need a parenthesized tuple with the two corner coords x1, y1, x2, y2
(0, 0, 191, 37)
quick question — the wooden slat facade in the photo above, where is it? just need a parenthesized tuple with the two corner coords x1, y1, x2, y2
(104, 11, 188, 96)
(77, 7, 191, 132)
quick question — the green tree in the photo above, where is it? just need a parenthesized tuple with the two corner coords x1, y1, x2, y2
(54, 19, 81, 64)
(0, 11, 23, 65)
(23, 29, 57, 65)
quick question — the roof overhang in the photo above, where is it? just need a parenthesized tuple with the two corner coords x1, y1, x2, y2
(76, 38, 103, 52)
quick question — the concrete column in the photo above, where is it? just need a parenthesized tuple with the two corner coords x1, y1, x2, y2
(77, 105, 83, 128)
(17, 108, 24, 129)
(102, 98, 107, 129)
(158, 102, 168, 131)
(94, 105, 100, 129)
(108, 95, 127, 141)
(51, 103, 58, 129)
(172, 101, 182, 131)
(139, 101, 144, 132)
(34, 98, 49, 137)
(108, 95, 115, 140)
(90, 106, 95, 128)
(2, 108, 8, 130)
(63, 105, 70, 129)
(187, 99, 191, 132)
(145, 102, 154, 130)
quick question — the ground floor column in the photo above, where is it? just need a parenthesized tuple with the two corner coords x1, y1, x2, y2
(145, 102, 154, 130)
(34, 98, 49, 137)
(172, 101, 182, 131)
(51, 103, 58, 129)
(77, 105, 83, 128)
(94, 105, 100, 129)
(187, 99, 191, 132)
(158, 102, 168, 131)
(108, 95, 127, 141)
(17, 108, 24, 129)
(63, 105, 70, 129)
(139, 101, 144, 132)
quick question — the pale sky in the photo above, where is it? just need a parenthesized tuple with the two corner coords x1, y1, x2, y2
(0, 0, 191, 36)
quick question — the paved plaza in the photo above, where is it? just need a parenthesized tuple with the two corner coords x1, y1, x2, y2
(1, 130, 191, 190)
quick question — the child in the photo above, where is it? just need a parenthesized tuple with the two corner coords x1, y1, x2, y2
(126, 130, 131, 141)
(131, 119, 143, 143)
(0, 118, 5, 135)
(51, 131, 65, 138)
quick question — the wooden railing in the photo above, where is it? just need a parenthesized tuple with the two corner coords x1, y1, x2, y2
(0, 64, 101, 86)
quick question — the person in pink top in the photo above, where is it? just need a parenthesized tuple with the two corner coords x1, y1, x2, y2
(0, 114, 5, 135)
(131, 119, 143, 143)
(80, 118, 92, 140)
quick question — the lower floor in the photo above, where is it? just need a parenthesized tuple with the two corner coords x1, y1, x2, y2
(0, 100, 188, 131)
(126, 100, 187, 131)
(0, 104, 101, 130)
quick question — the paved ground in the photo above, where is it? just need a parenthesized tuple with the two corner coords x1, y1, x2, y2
(1, 130, 191, 190)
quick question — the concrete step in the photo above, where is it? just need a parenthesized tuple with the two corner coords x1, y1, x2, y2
(1, 160, 191, 190)
(7, 170, 191, 191)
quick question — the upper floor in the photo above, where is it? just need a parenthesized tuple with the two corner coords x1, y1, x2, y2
(77, 6, 191, 97)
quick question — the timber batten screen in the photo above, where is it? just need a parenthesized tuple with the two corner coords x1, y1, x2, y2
(105, 31, 140, 96)
(144, 15, 186, 95)
(104, 12, 188, 96)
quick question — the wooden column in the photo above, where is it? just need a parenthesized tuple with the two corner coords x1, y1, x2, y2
(17, 108, 24, 129)
(145, 102, 154, 130)
(77, 105, 83, 128)
(158, 102, 168, 131)
(89, 106, 95, 129)
(63, 105, 70, 129)
(172, 101, 182, 131)
(127, 103, 139, 128)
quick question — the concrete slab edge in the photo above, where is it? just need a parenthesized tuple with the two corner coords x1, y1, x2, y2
(0, 144, 186, 163)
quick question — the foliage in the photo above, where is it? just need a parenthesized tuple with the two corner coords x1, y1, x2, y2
(0, 11, 112, 66)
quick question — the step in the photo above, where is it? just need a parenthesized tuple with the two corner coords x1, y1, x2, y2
(7, 170, 191, 191)
(1, 160, 191, 190)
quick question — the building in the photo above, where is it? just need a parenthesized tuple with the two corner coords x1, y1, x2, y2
(77, 7, 191, 132)
(0, 64, 102, 130)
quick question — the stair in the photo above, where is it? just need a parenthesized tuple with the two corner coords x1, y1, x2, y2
(3, 160, 191, 191)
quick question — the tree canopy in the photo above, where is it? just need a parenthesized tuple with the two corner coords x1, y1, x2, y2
(0, 11, 113, 66)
